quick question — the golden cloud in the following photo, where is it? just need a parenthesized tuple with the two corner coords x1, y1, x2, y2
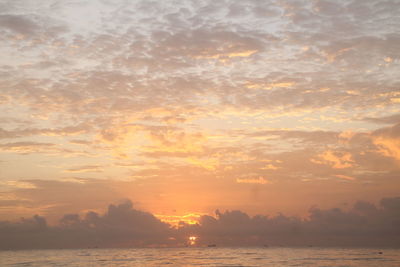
(236, 177, 269, 184)
(312, 150, 355, 169)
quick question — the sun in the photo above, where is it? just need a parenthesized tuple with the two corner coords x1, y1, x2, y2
(188, 236, 197, 246)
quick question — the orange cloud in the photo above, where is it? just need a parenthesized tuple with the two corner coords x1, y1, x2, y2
(187, 157, 219, 171)
(2, 180, 37, 189)
(260, 164, 279, 170)
(373, 136, 400, 162)
(236, 177, 269, 184)
(334, 174, 356, 181)
(155, 212, 204, 226)
(195, 50, 258, 59)
(64, 165, 103, 173)
(312, 150, 355, 169)
(245, 81, 295, 90)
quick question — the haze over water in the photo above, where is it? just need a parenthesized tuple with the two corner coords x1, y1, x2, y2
(2, 247, 400, 267)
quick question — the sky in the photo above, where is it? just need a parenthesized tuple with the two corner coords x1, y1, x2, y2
(0, 0, 400, 247)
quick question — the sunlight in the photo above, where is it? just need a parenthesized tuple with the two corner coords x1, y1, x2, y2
(188, 236, 197, 246)
(155, 213, 202, 226)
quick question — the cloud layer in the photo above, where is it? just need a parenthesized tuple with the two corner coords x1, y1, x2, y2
(1, 197, 399, 249)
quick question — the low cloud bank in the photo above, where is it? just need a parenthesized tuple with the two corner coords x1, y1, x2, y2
(1, 197, 399, 249)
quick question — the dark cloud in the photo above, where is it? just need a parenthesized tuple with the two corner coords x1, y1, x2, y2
(1, 197, 399, 249)
(0, 14, 39, 35)
(372, 123, 400, 139)
(313, 0, 344, 16)
(363, 114, 400, 125)
(0, 201, 172, 249)
(180, 197, 400, 247)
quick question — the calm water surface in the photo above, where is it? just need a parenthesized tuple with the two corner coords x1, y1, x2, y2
(1, 247, 399, 266)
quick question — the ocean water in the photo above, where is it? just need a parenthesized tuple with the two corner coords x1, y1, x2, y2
(1, 247, 399, 267)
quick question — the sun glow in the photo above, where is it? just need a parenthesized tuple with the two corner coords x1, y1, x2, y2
(155, 213, 202, 226)
(188, 236, 197, 246)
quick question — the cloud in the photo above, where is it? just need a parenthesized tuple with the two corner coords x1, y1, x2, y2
(371, 123, 400, 162)
(249, 129, 340, 144)
(372, 136, 400, 162)
(183, 197, 400, 247)
(0, 14, 39, 35)
(236, 177, 269, 185)
(0, 123, 92, 139)
(0, 141, 56, 154)
(0, 141, 92, 156)
(334, 174, 356, 181)
(1, 180, 37, 189)
(1, 197, 399, 249)
(312, 150, 355, 169)
(64, 165, 103, 173)
(363, 113, 400, 125)
(0, 200, 172, 249)
(154, 29, 264, 61)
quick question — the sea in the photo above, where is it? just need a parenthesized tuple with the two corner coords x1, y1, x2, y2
(1, 247, 399, 266)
